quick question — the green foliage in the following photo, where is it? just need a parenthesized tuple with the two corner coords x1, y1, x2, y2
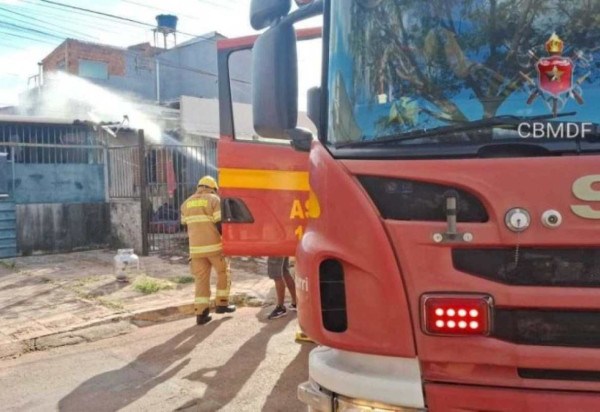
(97, 298, 124, 311)
(0, 260, 16, 270)
(172, 275, 195, 284)
(133, 276, 174, 294)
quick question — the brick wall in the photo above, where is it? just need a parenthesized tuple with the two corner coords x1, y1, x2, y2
(42, 39, 126, 76)
(42, 41, 69, 73)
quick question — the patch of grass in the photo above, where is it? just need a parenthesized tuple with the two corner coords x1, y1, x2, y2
(73, 275, 105, 288)
(133, 276, 174, 295)
(97, 298, 125, 311)
(0, 260, 16, 270)
(171, 275, 194, 284)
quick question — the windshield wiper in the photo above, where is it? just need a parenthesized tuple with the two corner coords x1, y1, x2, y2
(335, 111, 577, 149)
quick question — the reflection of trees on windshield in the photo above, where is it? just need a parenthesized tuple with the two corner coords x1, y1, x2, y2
(331, 73, 362, 142)
(348, 0, 600, 135)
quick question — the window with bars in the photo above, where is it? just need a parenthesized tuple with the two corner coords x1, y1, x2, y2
(0, 123, 104, 164)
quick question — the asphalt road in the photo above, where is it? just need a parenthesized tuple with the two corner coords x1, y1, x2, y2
(0, 307, 313, 412)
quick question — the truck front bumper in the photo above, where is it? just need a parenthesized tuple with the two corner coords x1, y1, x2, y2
(298, 346, 426, 411)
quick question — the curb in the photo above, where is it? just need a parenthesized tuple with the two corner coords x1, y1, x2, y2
(0, 292, 271, 359)
(130, 292, 268, 325)
(0, 316, 131, 359)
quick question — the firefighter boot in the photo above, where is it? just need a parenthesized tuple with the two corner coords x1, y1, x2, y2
(196, 308, 212, 325)
(215, 304, 236, 314)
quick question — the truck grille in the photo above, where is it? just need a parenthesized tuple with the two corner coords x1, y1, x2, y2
(494, 309, 600, 348)
(453, 248, 600, 287)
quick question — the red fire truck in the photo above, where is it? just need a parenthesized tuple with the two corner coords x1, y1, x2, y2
(217, 0, 600, 410)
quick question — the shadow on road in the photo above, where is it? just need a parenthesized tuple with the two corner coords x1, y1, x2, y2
(261, 341, 313, 412)
(175, 308, 294, 411)
(58, 318, 229, 412)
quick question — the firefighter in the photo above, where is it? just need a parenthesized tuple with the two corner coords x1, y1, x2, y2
(181, 175, 235, 325)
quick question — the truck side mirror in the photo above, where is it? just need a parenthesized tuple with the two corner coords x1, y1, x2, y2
(252, 22, 298, 139)
(250, 0, 292, 30)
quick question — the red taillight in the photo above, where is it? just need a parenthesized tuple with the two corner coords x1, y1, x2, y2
(422, 294, 492, 336)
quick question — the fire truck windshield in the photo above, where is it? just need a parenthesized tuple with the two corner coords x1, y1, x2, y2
(327, 0, 600, 153)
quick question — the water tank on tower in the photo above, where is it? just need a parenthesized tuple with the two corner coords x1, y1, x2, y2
(154, 14, 178, 49)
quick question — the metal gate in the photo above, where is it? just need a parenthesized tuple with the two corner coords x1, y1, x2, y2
(107, 135, 217, 256)
(144, 141, 217, 255)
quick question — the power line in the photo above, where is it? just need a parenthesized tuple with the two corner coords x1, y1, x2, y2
(154, 57, 250, 84)
(16, 1, 139, 36)
(0, 30, 60, 45)
(22, 0, 147, 29)
(38, 0, 219, 40)
(0, 43, 24, 51)
(0, 21, 65, 40)
(0, 2, 251, 86)
(0, 28, 250, 84)
(39, 0, 155, 28)
(0, 43, 23, 50)
(24, 0, 231, 48)
(120, 0, 206, 20)
(199, 0, 234, 9)
(0, 6, 98, 41)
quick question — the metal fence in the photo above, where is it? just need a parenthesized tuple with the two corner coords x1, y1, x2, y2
(108, 146, 141, 198)
(0, 122, 104, 165)
(0, 122, 108, 257)
(145, 141, 217, 255)
(0, 121, 219, 257)
(107, 137, 218, 256)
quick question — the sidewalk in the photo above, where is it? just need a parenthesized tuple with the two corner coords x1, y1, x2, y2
(0, 250, 279, 359)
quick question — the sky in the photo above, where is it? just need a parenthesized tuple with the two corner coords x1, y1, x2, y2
(0, 0, 322, 107)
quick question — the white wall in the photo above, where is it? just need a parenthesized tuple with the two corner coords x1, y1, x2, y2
(180, 96, 317, 139)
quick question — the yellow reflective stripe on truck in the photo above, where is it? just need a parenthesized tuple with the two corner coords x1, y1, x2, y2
(219, 168, 310, 191)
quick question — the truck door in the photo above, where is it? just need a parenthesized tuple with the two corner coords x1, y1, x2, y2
(217, 29, 321, 256)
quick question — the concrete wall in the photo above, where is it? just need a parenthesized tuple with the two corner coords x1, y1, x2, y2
(181, 97, 221, 138)
(159, 36, 252, 103)
(181, 96, 317, 139)
(105, 52, 157, 101)
(40, 36, 252, 105)
(159, 39, 218, 102)
(13, 164, 105, 204)
(109, 200, 143, 254)
(17, 203, 110, 255)
(228, 48, 253, 105)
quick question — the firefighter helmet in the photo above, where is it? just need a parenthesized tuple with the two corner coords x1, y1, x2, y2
(198, 175, 218, 190)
